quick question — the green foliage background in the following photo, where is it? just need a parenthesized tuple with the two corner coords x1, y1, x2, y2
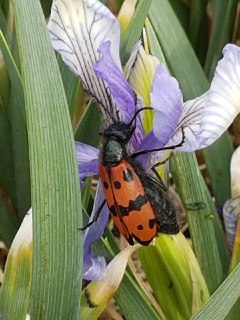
(0, 0, 240, 319)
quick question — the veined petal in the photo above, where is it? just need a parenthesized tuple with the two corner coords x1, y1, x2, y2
(223, 197, 240, 251)
(83, 182, 109, 280)
(197, 44, 240, 148)
(128, 46, 159, 133)
(171, 44, 240, 152)
(75, 141, 99, 179)
(48, 0, 120, 120)
(167, 94, 206, 152)
(151, 64, 183, 146)
(128, 45, 159, 107)
(94, 41, 136, 122)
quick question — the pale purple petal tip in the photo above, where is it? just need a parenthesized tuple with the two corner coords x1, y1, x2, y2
(223, 197, 240, 251)
(150, 64, 183, 146)
(83, 255, 106, 281)
(94, 41, 136, 121)
(75, 142, 99, 180)
(83, 183, 109, 280)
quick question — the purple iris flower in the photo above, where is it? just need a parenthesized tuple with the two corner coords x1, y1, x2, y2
(48, 0, 240, 280)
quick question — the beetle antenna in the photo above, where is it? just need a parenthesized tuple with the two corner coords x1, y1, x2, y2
(128, 107, 153, 127)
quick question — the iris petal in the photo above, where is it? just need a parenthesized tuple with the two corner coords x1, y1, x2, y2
(94, 41, 136, 122)
(128, 45, 159, 108)
(223, 197, 240, 251)
(75, 142, 99, 180)
(48, 0, 120, 120)
(167, 44, 240, 151)
(197, 44, 240, 147)
(83, 182, 109, 280)
(151, 64, 183, 146)
(128, 45, 159, 134)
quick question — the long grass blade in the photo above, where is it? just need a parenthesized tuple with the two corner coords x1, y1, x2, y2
(120, 0, 152, 65)
(0, 30, 31, 220)
(204, 0, 238, 80)
(11, 0, 82, 318)
(191, 263, 240, 320)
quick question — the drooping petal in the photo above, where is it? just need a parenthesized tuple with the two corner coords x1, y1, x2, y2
(83, 182, 109, 280)
(223, 197, 240, 251)
(230, 145, 240, 197)
(81, 245, 139, 318)
(48, 0, 120, 120)
(94, 41, 136, 122)
(83, 254, 106, 281)
(198, 44, 240, 147)
(169, 44, 240, 152)
(75, 141, 99, 180)
(151, 64, 183, 146)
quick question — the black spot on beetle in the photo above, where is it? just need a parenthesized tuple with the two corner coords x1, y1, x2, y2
(149, 219, 156, 229)
(103, 181, 109, 189)
(114, 181, 121, 189)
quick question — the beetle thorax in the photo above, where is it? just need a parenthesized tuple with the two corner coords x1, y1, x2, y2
(101, 139, 126, 167)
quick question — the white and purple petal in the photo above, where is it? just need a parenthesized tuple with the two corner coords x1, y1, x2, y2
(83, 182, 109, 280)
(196, 44, 240, 148)
(169, 44, 240, 152)
(167, 94, 207, 151)
(94, 41, 136, 122)
(48, 0, 120, 120)
(75, 141, 99, 180)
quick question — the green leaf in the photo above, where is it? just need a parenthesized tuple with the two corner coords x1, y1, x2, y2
(0, 0, 9, 19)
(57, 55, 81, 119)
(120, 0, 152, 65)
(203, 135, 233, 207)
(189, 0, 208, 64)
(148, 0, 208, 98)
(0, 34, 16, 206)
(204, 0, 238, 79)
(144, 17, 166, 64)
(139, 236, 192, 320)
(0, 6, 11, 46)
(11, 0, 82, 319)
(0, 30, 31, 220)
(169, 0, 190, 32)
(191, 263, 240, 320)
(74, 100, 102, 146)
(0, 191, 18, 247)
(171, 153, 228, 293)
(148, 0, 229, 292)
